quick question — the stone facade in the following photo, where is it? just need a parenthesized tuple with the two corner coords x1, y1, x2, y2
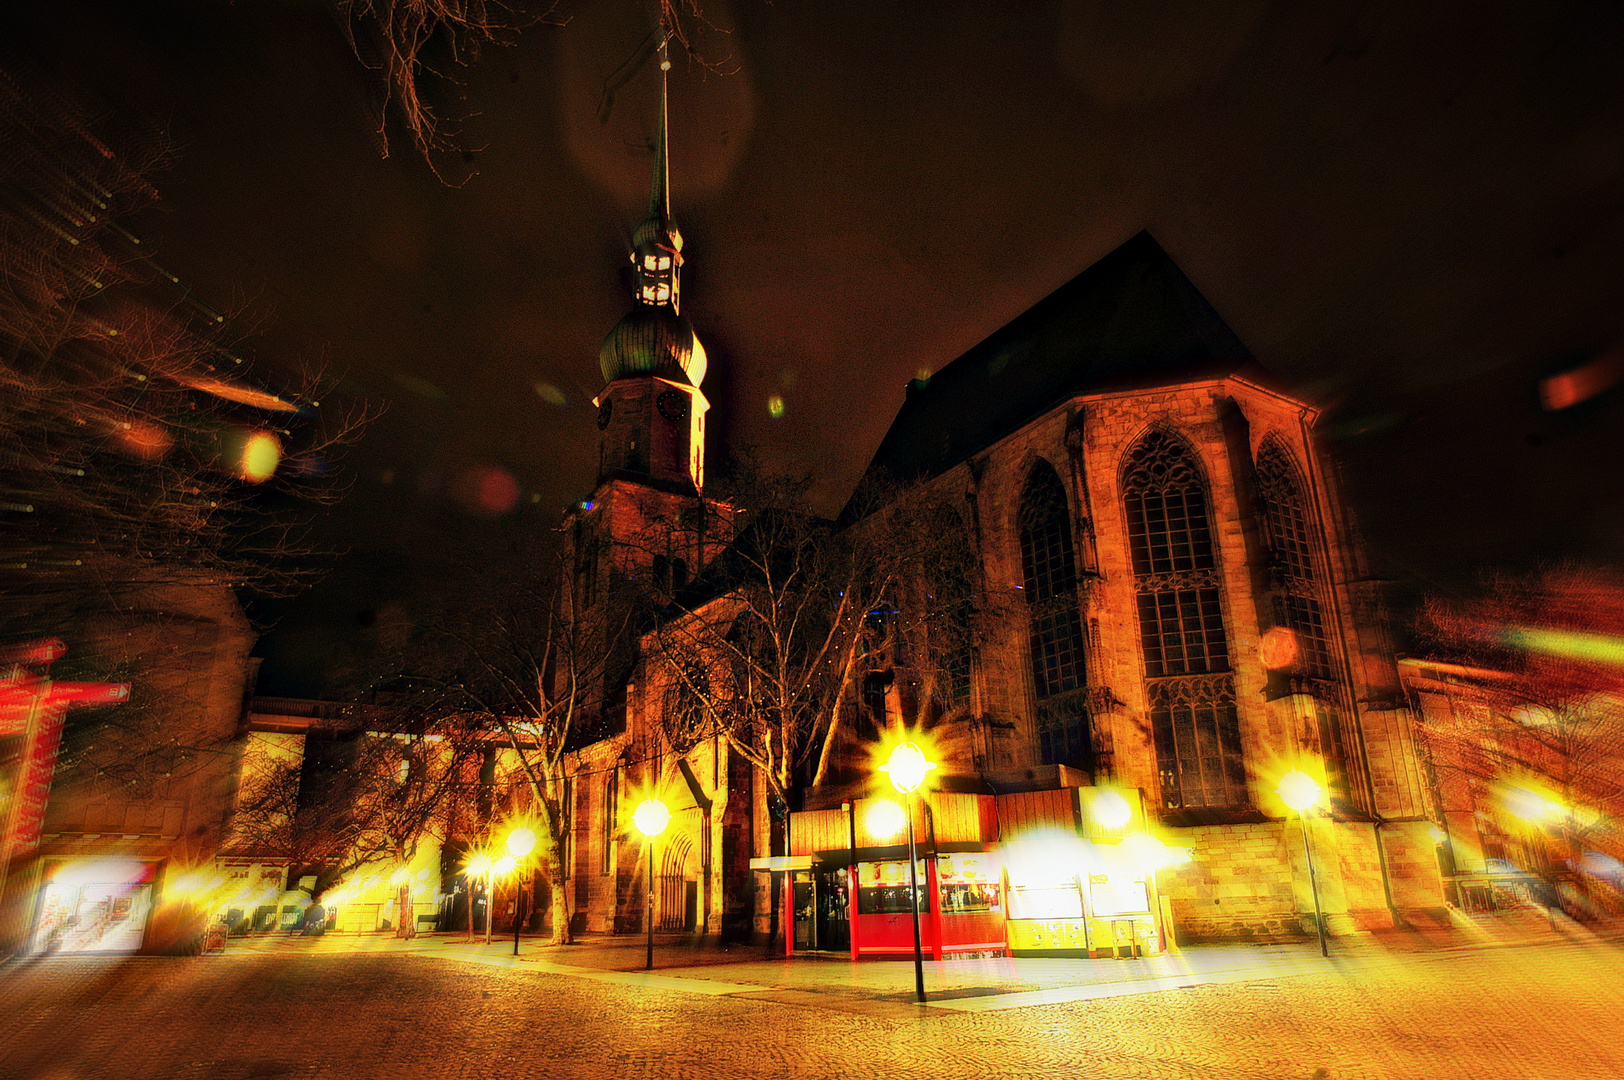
(559, 231, 1445, 946)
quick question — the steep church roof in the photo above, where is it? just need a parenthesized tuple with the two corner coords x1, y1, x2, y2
(856, 231, 1256, 489)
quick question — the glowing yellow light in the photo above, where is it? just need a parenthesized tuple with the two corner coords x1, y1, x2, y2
(506, 827, 537, 857)
(865, 799, 906, 840)
(1505, 626, 1624, 666)
(767, 394, 785, 419)
(633, 799, 670, 838)
(493, 855, 517, 876)
(1260, 626, 1298, 670)
(1503, 785, 1564, 823)
(1091, 790, 1133, 831)
(240, 430, 281, 482)
(1276, 770, 1321, 813)
(465, 852, 492, 877)
(879, 741, 936, 795)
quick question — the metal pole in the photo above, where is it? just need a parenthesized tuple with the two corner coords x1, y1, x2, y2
(485, 870, 494, 946)
(513, 867, 523, 956)
(1301, 810, 1328, 957)
(646, 836, 656, 970)
(906, 793, 926, 1003)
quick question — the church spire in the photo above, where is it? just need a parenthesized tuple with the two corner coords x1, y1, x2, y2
(630, 27, 684, 314)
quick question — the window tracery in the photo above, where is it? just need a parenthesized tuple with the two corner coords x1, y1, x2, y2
(1255, 439, 1369, 814)
(1123, 429, 1246, 811)
(1018, 459, 1092, 773)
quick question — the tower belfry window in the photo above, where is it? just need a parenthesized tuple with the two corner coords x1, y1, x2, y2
(1122, 430, 1246, 812)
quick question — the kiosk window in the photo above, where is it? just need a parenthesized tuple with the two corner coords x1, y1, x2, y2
(857, 886, 930, 915)
(940, 883, 1002, 914)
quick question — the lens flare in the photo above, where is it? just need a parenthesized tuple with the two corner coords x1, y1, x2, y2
(865, 798, 906, 840)
(240, 431, 281, 482)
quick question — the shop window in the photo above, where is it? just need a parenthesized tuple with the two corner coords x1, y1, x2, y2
(939, 883, 1002, 914)
(856, 885, 930, 915)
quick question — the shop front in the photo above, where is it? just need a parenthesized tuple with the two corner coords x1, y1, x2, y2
(1003, 835, 1160, 958)
(30, 858, 157, 954)
(775, 784, 1174, 961)
(849, 851, 1006, 960)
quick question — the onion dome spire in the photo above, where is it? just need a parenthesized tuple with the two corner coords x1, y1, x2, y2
(599, 25, 707, 387)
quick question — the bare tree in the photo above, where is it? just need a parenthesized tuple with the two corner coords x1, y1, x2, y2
(653, 466, 979, 817)
(333, 0, 732, 176)
(0, 68, 375, 817)
(1415, 564, 1624, 877)
(227, 702, 487, 936)
(372, 541, 646, 945)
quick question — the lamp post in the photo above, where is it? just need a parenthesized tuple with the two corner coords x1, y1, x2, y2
(491, 855, 516, 946)
(464, 852, 492, 942)
(879, 741, 937, 1004)
(1504, 786, 1562, 930)
(633, 799, 671, 971)
(506, 827, 537, 956)
(1277, 770, 1328, 957)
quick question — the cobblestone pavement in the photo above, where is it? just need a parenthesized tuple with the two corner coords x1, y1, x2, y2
(3, 931, 1622, 1080)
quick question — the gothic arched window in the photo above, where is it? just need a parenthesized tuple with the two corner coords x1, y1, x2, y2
(1255, 439, 1366, 812)
(1255, 442, 1334, 678)
(926, 508, 976, 705)
(1122, 430, 1247, 811)
(1018, 459, 1091, 772)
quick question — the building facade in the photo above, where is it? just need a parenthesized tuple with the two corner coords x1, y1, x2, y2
(552, 230, 1449, 953)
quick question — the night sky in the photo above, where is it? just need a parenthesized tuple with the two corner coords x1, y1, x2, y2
(11, 1, 1624, 695)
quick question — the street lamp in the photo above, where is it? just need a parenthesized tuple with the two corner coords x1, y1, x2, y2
(506, 827, 537, 956)
(879, 741, 936, 1004)
(492, 854, 516, 947)
(1277, 770, 1328, 957)
(633, 799, 671, 971)
(1503, 785, 1563, 930)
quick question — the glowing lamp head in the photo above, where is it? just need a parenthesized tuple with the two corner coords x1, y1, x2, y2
(879, 741, 936, 795)
(465, 852, 492, 877)
(239, 430, 281, 482)
(1276, 770, 1322, 813)
(1092, 790, 1133, 831)
(505, 827, 537, 858)
(633, 798, 671, 838)
(493, 855, 517, 877)
(865, 799, 907, 840)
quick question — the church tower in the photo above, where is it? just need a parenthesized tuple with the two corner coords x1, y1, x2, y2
(593, 29, 710, 494)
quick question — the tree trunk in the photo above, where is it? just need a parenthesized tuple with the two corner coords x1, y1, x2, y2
(551, 875, 572, 945)
(394, 883, 416, 939)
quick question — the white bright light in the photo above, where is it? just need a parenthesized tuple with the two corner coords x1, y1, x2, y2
(506, 827, 537, 857)
(493, 855, 517, 877)
(1092, 790, 1133, 830)
(879, 741, 936, 795)
(866, 799, 907, 840)
(1277, 770, 1322, 813)
(633, 799, 671, 838)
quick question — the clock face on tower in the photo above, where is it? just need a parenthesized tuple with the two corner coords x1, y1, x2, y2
(596, 398, 613, 430)
(656, 389, 689, 423)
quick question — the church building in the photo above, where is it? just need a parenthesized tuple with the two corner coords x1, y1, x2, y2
(556, 26, 1446, 952)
